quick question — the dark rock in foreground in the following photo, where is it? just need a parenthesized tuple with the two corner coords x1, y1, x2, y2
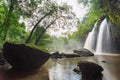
(73, 49, 94, 57)
(3, 42, 51, 71)
(74, 61, 103, 80)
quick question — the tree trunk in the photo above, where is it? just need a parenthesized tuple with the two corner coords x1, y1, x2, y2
(35, 18, 58, 45)
(25, 12, 51, 44)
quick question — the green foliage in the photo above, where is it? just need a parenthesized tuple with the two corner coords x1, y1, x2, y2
(31, 26, 52, 48)
(0, 0, 28, 45)
(7, 24, 27, 43)
(102, 0, 120, 27)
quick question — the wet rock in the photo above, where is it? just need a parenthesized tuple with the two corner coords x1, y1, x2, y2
(51, 52, 65, 59)
(73, 49, 94, 57)
(51, 52, 80, 59)
(63, 54, 80, 58)
(77, 61, 103, 79)
(0, 49, 6, 65)
(101, 60, 106, 63)
(73, 67, 80, 74)
(3, 42, 51, 71)
(0, 57, 6, 65)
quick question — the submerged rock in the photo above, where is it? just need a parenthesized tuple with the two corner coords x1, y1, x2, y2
(73, 67, 80, 74)
(75, 61, 103, 80)
(73, 49, 94, 57)
(3, 42, 51, 71)
(101, 60, 106, 63)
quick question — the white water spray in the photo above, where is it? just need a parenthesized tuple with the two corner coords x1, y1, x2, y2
(84, 18, 113, 54)
(84, 22, 98, 52)
(96, 18, 112, 54)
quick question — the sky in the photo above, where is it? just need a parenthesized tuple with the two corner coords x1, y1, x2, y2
(47, 0, 88, 37)
(56, 0, 88, 20)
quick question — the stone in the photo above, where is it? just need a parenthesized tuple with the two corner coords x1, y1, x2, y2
(3, 42, 51, 71)
(73, 49, 94, 57)
(63, 54, 80, 58)
(51, 52, 65, 59)
(101, 60, 106, 63)
(51, 52, 80, 59)
(77, 61, 103, 79)
(73, 67, 80, 74)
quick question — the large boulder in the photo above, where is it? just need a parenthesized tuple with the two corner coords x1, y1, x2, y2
(75, 61, 103, 80)
(73, 49, 94, 57)
(3, 42, 51, 71)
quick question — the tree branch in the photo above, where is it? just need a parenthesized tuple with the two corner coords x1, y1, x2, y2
(25, 11, 51, 44)
(34, 18, 58, 45)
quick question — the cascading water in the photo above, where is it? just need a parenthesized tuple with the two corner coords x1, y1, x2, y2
(84, 18, 113, 54)
(96, 18, 112, 54)
(84, 22, 98, 52)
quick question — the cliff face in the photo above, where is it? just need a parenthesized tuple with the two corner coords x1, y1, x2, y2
(109, 23, 120, 52)
(101, 0, 120, 51)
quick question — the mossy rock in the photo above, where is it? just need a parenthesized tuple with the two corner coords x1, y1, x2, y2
(3, 42, 51, 71)
(73, 49, 94, 56)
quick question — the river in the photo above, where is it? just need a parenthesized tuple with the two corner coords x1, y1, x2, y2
(0, 55, 120, 80)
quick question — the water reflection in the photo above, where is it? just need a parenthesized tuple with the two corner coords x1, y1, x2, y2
(47, 55, 120, 80)
(47, 59, 81, 80)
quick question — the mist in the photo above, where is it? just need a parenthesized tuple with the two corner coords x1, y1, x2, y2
(46, 37, 84, 54)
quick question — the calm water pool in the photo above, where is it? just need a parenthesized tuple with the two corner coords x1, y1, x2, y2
(0, 55, 120, 80)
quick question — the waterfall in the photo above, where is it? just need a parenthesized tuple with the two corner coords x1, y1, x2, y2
(96, 18, 112, 54)
(84, 22, 98, 52)
(84, 18, 113, 54)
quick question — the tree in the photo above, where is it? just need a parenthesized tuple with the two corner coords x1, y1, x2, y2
(35, 17, 58, 45)
(19, 0, 78, 44)
(0, 0, 14, 40)
(0, 0, 27, 44)
(31, 26, 52, 49)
